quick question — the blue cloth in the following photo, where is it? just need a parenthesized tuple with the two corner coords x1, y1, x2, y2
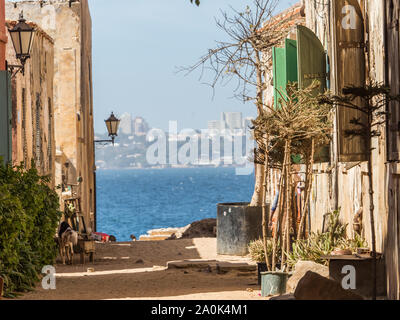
(271, 191, 279, 212)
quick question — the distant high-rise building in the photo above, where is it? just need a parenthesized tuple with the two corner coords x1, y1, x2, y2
(119, 113, 133, 135)
(221, 112, 243, 130)
(133, 117, 150, 136)
(208, 120, 222, 131)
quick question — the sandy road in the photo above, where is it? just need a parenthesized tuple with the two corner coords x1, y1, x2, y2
(16, 238, 267, 300)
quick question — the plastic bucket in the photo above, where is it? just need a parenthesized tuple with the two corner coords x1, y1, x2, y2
(257, 263, 268, 285)
(261, 272, 289, 297)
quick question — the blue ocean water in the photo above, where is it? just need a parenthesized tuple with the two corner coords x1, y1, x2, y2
(96, 168, 255, 241)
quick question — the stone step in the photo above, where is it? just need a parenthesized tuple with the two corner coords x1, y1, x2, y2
(167, 260, 257, 273)
(148, 229, 178, 237)
(139, 235, 171, 241)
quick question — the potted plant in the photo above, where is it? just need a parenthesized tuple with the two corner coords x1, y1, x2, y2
(248, 239, 288, 296)
(249, 239, 269, 285)
(249, 239, 282, 285)
(252, 81, 332, 296)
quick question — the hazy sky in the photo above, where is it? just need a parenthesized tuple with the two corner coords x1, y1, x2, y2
(90, 0, 296, 133)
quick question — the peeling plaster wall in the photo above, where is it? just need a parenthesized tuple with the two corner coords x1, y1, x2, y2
(0, 0, 6, 70)
(6, 0, 95, 230)
(305, 0, 400, 299)
(304, 0, 387, 251)
(6, 23, 55, 187)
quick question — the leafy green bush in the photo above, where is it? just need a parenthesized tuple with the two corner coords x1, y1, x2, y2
(0, 161, 61, 298)
(286, 210, 368, 268)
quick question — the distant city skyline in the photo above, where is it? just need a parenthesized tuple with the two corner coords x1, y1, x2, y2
(90, 0, 296, 133)
(98, 111, 252, 135)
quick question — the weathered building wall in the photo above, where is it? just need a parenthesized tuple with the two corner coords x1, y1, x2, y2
(6, 0, 95, 231)
(302, 0, 384, 248)
(0, 0, 6, 70)
(263, 0, 399, 299)
(383, 0, 400, 301)
(79, 0, 95, 230)
(304, 0, 399, 299)
(6, 22, 55, 186)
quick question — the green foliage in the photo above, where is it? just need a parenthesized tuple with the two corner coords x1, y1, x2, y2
(286, 210, 368, 268)
(190, 0, 200, 6)
(0, 161, 61, 298)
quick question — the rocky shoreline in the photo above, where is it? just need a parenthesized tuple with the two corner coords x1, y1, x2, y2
(139, 219, 217, 241)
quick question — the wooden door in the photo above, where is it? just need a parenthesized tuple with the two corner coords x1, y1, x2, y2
(386, 0, 400, 301)
(334, 0, 367, 162)
(387, 0, 400, 161)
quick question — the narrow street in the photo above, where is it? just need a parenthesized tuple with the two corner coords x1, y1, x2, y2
(17, 239, 264, 300)
(1, 0, 400, 304)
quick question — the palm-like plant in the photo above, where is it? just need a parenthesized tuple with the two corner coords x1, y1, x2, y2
(252, 81, 332, 271)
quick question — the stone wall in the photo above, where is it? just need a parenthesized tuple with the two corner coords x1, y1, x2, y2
(261, 0, 398, 298)
(0, 0, 6, 70)
(6, 21, 55, 186)
(304, 0, 400, 299)
(303, 0, 387, 251)
(6, 0, 95, 231)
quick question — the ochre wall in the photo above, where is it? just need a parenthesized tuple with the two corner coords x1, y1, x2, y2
(6, 22, 55, 187)
(304, 0, 399, 299)
(6, 0, 95, 231)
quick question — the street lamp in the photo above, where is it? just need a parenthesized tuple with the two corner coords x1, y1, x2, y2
(93, 111, 120, 232)
(95, 112, 120, 145)
(7, 12, 35, 77)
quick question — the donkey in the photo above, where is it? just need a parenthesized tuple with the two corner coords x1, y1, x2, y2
(58, 222, 79, 265)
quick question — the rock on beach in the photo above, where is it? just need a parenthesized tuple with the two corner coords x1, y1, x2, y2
(139, 219, 217, 241)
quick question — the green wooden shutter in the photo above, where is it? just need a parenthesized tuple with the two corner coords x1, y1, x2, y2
(0, 71, 11, 165)
(273, 47, 286, 109)
(297, 25, 330, 162)
(334, 0, 367, 162)
(273, 39, 298, 109)
(297, 25, 327, 93)
(285, 39, 298, 84)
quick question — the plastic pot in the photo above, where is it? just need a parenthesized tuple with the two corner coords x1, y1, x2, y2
(261, 271, 289, 297)
(257, 263, 268, 285)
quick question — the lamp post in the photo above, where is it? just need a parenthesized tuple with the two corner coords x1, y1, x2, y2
(93, 112, 120, 232)
(7, 12, 35, 77)
(95, 112, 120, 145)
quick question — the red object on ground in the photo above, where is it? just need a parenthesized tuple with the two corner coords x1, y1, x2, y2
(93, 232, 110, 243)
